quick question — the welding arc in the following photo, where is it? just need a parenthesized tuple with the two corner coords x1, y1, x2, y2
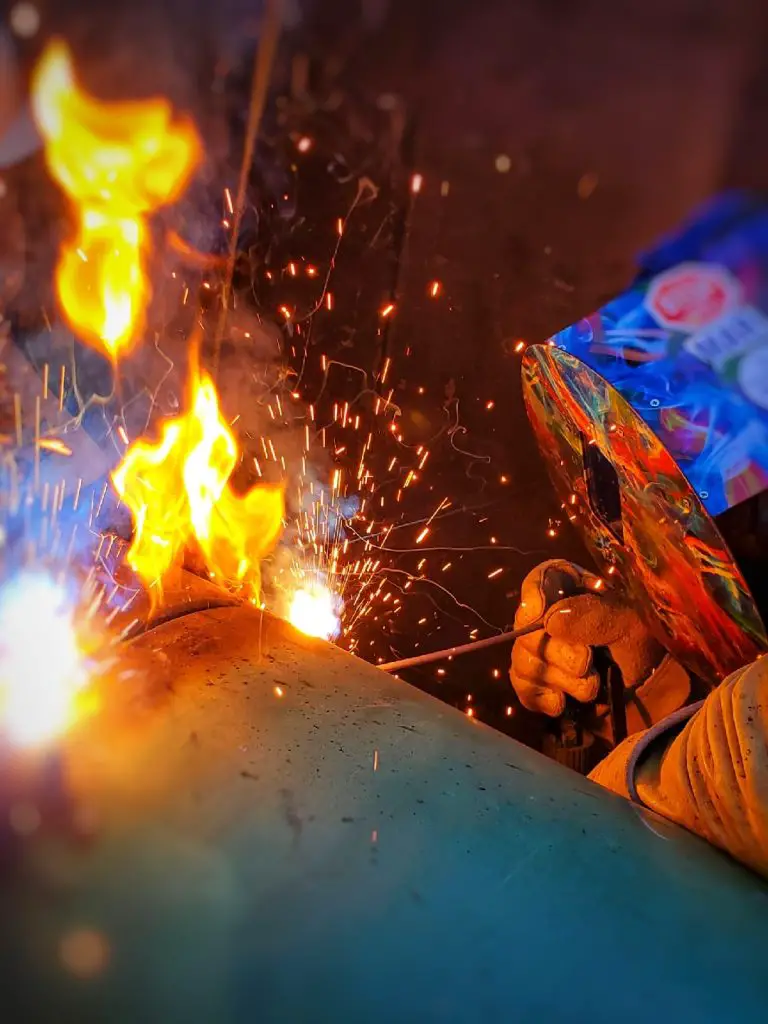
(378, 620, 543, 673)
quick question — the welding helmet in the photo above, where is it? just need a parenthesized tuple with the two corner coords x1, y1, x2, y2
(522, 192, 768, 686)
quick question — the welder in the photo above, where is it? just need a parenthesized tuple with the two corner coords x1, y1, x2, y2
(509, 185, 768, 881)
(510, 542, 768, 878)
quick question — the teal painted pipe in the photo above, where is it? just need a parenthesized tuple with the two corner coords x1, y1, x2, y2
(2, 584, 767, 1023)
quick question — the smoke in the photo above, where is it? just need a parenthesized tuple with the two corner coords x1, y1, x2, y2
(0, 1, 352, 625)
(41, 0, 231, 107)
(200, 305, 346, 610)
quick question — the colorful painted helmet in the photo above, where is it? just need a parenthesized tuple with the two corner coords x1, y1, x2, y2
(522, 193, 768, 684)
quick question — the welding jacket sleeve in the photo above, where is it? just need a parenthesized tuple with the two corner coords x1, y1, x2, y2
(590, 656, 768, 878)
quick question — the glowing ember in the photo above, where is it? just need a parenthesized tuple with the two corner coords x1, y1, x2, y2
(39, 438, 72, 456)
(31, 40, 201, 359)
(0, 573, 94, 747)
(111, 364, 285, 605)
(288, 583, 340, 640)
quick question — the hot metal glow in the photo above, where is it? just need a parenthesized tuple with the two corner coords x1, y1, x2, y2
(31, 39, 201, 359)
(111, 363, 285, 605)
(288, 582, 340, 640)
(0, 572, 93, 747)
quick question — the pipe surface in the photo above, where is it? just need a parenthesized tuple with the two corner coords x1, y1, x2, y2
(1, 582, 767, 1023)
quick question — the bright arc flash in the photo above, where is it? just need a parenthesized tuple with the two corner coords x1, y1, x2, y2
(30, 39, 201, 359)
(288, 584, 340, 641)
(0, 573, 91, 747)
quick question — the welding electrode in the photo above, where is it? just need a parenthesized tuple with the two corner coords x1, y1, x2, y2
(378, 622, 628, 748)
(377, 620, 543, 672)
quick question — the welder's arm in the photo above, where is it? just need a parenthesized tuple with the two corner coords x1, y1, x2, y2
(591, 656, 768, 878)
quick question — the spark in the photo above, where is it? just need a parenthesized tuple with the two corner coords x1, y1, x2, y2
(5, 48, 527, 743)
(38, 438, 72, 456)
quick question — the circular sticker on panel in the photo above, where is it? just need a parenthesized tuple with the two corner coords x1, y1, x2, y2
(645, 263, 742, 331)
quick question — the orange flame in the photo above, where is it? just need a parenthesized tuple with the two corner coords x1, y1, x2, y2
(31, 40, 201, 360)
(111, 365, 285, 604)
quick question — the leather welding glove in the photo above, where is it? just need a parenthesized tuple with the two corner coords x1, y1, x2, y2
(510, 559, 690, 732)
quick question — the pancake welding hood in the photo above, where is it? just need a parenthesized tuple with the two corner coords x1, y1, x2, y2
(1, 573, 768, 1023)
(522, 193, 768, 684)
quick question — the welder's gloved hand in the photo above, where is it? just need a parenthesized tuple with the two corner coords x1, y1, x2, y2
(510, 559, 675, 720)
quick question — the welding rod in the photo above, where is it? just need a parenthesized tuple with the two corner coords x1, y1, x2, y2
(377, 620, 543, 673)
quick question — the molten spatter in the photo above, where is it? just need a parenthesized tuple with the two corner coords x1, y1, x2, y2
(111, 366, 285, 605)
(30, 39, 200, 359)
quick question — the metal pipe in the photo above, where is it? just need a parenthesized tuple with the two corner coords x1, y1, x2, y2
(1, 579, 767, 1022)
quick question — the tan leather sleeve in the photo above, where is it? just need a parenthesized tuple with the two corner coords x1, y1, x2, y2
(588, 732, 646, 798)
(590, 657, 768, 878)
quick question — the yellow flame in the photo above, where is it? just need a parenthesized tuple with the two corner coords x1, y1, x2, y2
(111, 365, 285, 604)
(30, 40, 201, 359)
(288, 584, 340, 640)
